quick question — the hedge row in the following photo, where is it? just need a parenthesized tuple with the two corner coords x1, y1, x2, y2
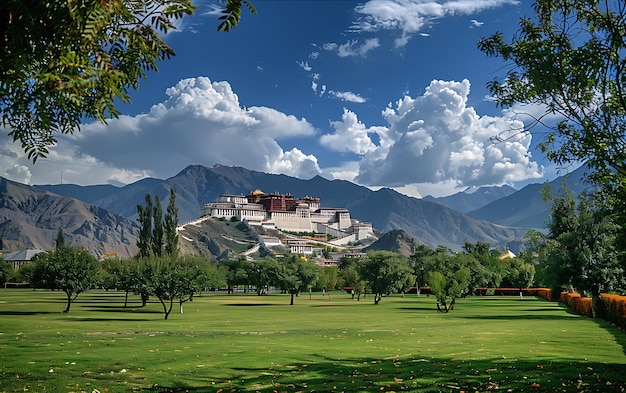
(597, 293, 626, 330)
(559, 291, 626, 329)
(560, 292, 593, 317)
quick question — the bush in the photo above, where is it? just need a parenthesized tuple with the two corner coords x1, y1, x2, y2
(599, 293, 626, 329)
(560, 292, 593, 317)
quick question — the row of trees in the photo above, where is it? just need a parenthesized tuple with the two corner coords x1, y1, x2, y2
(218, 247, 536, 312)
(3, 241, 535, 317)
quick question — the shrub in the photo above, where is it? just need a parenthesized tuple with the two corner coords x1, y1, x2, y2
(599, 293, 626, 329)
(560, 292, 593, 317)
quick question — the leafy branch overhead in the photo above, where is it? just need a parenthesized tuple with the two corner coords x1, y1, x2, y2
(0, 0, 255, 162)
(218, 0, 257, 32)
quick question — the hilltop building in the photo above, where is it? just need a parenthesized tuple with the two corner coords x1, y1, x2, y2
(202, 190, 374, 245)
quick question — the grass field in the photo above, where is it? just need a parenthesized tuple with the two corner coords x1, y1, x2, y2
(0, 289, 625, 392)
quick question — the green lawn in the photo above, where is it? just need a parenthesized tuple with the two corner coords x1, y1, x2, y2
(0, 289, 625, 392)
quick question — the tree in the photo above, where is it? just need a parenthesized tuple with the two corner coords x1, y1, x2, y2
(338, 256, 366, 300)
(541, 191, 624, 317)
(137, 190, 178, 259)
(506, 259, 536, 299)
(164, 188, 179, 257)
(152, 195, 164, 257)
(219, 257, 249, 294)
(55, 229, 67, 250)
(423, 251, 472, 312)
(275, 254, 318, 305)
(192, 257, 227, 295)
(317, 265, 339, 299)
(1, 0, 255, 161)
(246, 258, 280, 295)
(462, 240, 506, 291)
(409, 245, 436, 300)
(358, 251, 413, 305)
(137, 254, 192, 319)
(478, 0, 626, 248)
(136, 194, 153, 258)
(32, 247, 99, 312)
(0, 258, 12, 287)
(478, 1, 626, 178)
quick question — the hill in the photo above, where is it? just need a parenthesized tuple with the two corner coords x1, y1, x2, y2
(0, 177, 138, 258)
(466, 165, 591, 228)
(364, 229, 423, 257)
(36, 165, 529, 252)
(422, 185, 517, 213)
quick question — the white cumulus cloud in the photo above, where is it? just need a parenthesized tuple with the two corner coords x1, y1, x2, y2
(0, 77, 321, 185)
(321, 108, 381, 154)
(354, 79, 542, 188)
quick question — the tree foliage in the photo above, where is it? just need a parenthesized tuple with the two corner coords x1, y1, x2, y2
(274, 254, 318, 305)
(0, 258, 12, 287)
(1, 0, 255, 161)
(425, 252, 471, 313)
(32, 246, 99, 312)
(541, 190, 624, 316)
(478, 0, 626, 182)
(164, 188, 179, 257)
(137, 194, 154, 258)
(358, 251, 413, 305)
(136, 189, 178, 258)
(338, 256, 366, 300)
(152, 195, 164, 257)
(246, 258, 280, 295)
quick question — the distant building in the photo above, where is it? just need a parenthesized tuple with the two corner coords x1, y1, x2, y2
(1, 249, 45, 270)
(499, 248, 516, 260)
(202, 190, 374, 243)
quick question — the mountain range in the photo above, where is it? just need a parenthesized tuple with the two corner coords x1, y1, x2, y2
(0, 164, 589, 259)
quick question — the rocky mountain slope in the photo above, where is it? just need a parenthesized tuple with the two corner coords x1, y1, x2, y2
(0, 177, 138, 258)
(466, 165, 590, 228)
(422, 185, 517, 213)
(364, 229, 423, 257)
(36, 165, 529, 252)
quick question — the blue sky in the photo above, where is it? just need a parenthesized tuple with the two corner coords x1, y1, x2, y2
(1, 0, 571, 197)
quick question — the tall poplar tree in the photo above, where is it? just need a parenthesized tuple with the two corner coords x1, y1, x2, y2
(164, 188, 179, 257)
(136, 194, 153, 258)
(152, 195, 164, 257)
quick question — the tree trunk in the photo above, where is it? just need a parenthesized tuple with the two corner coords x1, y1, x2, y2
(591, 292, 601, 319)
(290, 292, 295, 305)
(179, 299, 184, 314)
(374, 293, 382, 304)
(158, 297, 173, 320)
(64, 291, 72, 313)
(124, 291, 129, 307)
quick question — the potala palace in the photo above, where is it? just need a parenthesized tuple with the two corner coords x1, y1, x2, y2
(202, 190, 375, 246)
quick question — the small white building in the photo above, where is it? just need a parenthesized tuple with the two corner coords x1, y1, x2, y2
(203, 194, 266, 223)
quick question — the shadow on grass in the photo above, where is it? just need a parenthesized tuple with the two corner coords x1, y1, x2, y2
(461, 314, 574, 321)
(398, 306, 438, 312)
(222, 303, 275, 307)
(69, 317, 152, 322)
(143, 354, 626, 392)
(591, 317, 626, 357)
(83, 305, 163, 314)
(0, 311, 56, 316)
